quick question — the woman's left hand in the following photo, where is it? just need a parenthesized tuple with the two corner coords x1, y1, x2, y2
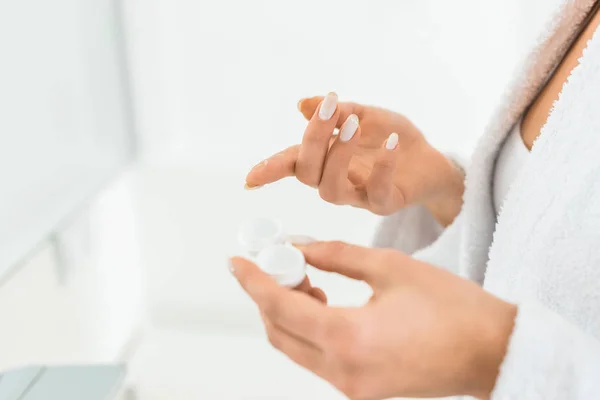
(230, 242, 517, 400)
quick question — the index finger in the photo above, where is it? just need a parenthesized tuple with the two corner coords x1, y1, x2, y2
(230, 256, 331, 345)
(245, 145, 299, 188)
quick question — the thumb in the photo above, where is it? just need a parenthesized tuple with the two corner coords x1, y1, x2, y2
(297, 96, 363, 128)
(295, 241, 400, 288)
(230, 256, 283, 304)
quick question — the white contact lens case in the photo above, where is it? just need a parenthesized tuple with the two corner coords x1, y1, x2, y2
(237, 217, 285, 257)
(238, 217, 307, 288)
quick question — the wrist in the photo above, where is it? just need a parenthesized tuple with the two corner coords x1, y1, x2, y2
(466, 301, 517, 399)
(424, 156, 465, 227)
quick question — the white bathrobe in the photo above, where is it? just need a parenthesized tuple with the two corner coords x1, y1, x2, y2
(373, 0, 600, 398)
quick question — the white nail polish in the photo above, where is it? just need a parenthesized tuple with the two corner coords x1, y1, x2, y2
(285, 234, 316, 245)
(339, 114, 359, 142)
(244, 183, 263, 190)
(386, 132, 399, 150)
(318, 92, 338, 121)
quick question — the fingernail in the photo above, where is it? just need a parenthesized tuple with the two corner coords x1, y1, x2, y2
(339, 114, 359, 142)
(297, 98, 305, 112)
(318, 92, 338, 121)
(244, 183, 263, 190)
(286, 234, 316, 245)
(228, 259, 236, 275)
(385, 132, 399, 150)
(292, 243, 308, 251)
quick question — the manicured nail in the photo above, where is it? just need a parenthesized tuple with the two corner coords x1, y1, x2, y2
(339, 114, 359, 142)
(385, 132, 399, 150)
(244, 183, 263, 190)
(318, 92, 338, 121)
(297, 98, 305, 112)
(286, 234, 316, 245)
(228, 259, 236, 275)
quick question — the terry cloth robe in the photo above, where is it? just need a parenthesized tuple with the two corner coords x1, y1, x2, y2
(372, 0, 600, 398)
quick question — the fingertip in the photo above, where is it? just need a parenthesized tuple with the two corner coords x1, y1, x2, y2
(229, 255, 246, 265)
(245, 145, 300, 187)
(244, 169, 264, 189)
(295, 276, 312, 293)
(309, 287, 328, 304)
(244, 182, 263, 190)
(299, 96, 324, 120)
(245, 159, 269, 187)
(338, 113, 360, 143)
(230, 256, 280, 303)
(229, 256, 252, 275)
(297, 98, 306, 112)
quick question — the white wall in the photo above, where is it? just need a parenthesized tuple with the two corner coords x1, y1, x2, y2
(120, 0, 565, 323)
(0, 171, 145, 370)
(126, 0, 541, 169)
(0, 0, 134, 275)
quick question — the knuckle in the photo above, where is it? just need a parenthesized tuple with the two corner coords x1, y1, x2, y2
(391, 179, 413, 205)
(327, 316, 370, 366)
(302, 134, 330, 156)
(366, 187, 389, 209)
(374, 156, 395, 170)
(295, 169, 318, 188)
(318, 186, 344, 205)
(266, 328, 282, 350)
(336, 371, 371, 400)
(327, 240, 351, 258)
(262, 299, 281, 321)
(324, 314, 353, 343)
(373, 249, 401, 274)
(379, 248, 400, 264)
(303, 129, 326, 145)
(366, 181, 390, 208)
(369, 205, 393, 217)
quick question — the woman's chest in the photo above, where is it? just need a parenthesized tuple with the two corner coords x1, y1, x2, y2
(484, 108, 600, 332)
(480, 20, 600, 326)
(485, 159, 600, 334)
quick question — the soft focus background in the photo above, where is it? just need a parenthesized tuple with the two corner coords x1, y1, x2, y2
(0, 0, 556, 398)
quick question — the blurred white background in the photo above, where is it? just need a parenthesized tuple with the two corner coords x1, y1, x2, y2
(0, 0, 558, 398)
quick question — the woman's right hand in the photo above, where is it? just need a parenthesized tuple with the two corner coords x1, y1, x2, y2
(245, 93, 465, 226)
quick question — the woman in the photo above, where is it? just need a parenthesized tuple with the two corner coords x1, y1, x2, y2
(231, 0, 600, 398)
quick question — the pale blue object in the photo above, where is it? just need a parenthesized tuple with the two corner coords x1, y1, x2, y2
(0, 365, 125, 400)
(0, 367, 43, 400)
